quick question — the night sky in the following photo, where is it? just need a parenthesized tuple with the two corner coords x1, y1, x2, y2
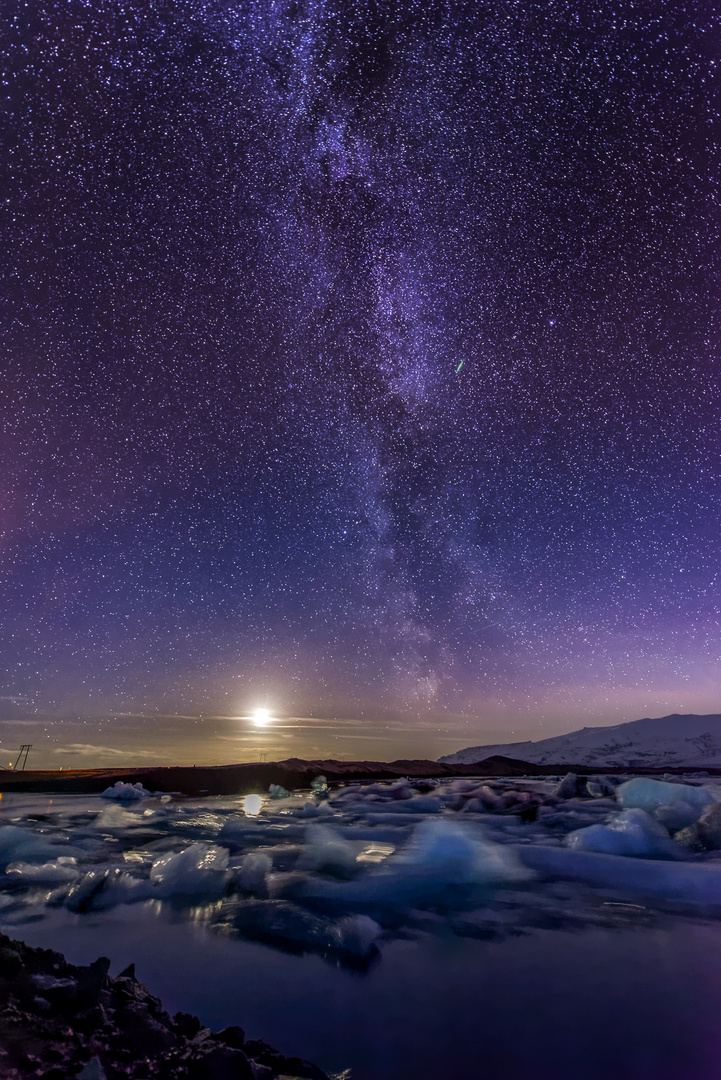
(1, 1, 719, 766)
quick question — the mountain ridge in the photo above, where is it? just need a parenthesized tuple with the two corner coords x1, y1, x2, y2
(438, 713, 721, 767)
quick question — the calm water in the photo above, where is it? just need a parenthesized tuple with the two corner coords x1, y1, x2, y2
(8, 904, 721, 1080)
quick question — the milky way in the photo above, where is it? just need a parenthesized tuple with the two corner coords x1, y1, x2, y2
(1, 2, 719, 748)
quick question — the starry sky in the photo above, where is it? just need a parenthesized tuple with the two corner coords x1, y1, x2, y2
(1, 1, 720, 767)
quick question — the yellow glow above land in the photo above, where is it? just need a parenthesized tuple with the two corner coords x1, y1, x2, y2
(252, 709, 271, 726)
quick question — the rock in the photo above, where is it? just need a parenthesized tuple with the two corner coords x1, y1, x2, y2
(75, 956, 110, 1010)
(0, 945, 23, 978)
(175, 1010, 203, 1038)
(247, 1045, 330, 1080)
(217, 1024, 246, 1049)
(114, 1001, 176, 1055)
(74, 1003, 109, 1033)
(251, 1066, 274, 1080)
(0, 931, 327, 1080)
(192, 1044, 254, 1079)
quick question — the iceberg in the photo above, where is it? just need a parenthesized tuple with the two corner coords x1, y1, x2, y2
(566, 809, 680, 858)
(100, 782, 153, 802)
(297, 824, 359, 878)
(5, 859, 80, 885)
(235, 850, 272, 893)
(0, 826, 76, 867)
(149, 843, 230, 897)
(617, 777, 716, 816)
(335, 914, 382, 956)
(513, 843, 721, 906)
(286, 819, 533, 912)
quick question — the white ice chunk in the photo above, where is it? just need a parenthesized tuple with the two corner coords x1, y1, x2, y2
(297, 824, 359, 877)
(291, 819, 533, 909)
(100, 781, 153, 802)
(617, 778, 717, 821)
(565, 809, 679, 858)
(387, 819, 533, 886)
(149, 842, 230, 897)
(236, 851, 273, 892)
(93, 804, 145, 832)
(5, 859, 80, 884)
(0, 826, 76, 867)
(101, 870, 152, 906)
(298, 801, 334, 818)
(335, 914, 382, 956)
(513, 843, 721, 905)
(654, 800, 700, 831)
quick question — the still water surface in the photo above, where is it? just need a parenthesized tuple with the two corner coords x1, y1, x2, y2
(10, 905, 721, 1080)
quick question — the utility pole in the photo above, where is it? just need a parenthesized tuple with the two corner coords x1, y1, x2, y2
(258, 752, 268, 763)
(14, 745, 32, 771)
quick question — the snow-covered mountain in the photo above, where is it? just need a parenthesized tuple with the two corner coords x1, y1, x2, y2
(438, 714, 721, 768)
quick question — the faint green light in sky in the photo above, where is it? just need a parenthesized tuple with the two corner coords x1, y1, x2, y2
(456, 360, 464, 373)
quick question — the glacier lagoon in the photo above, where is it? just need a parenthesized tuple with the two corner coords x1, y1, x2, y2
(2, 776, 721, 1080)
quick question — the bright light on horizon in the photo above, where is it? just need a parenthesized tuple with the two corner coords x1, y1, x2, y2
(252, 709, 270, 726)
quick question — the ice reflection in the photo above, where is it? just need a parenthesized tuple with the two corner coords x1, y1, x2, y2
(356, 842, 395, 864)
(242, 794, 264, 818)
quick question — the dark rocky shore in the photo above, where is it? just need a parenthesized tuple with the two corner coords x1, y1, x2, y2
(0, 931, 330, 1079)
(1, 755, 718, 797)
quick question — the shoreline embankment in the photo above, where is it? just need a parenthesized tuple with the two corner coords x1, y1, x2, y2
(0, 756, 719, 796)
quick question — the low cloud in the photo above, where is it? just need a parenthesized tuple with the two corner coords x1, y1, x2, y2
(53, 744, 156, 759)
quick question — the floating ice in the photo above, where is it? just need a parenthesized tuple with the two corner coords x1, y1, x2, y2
(385, 780, 413, 800)
(66, 869, 117, 912)
(100, 781, 153, 802)
(288, 819, 533, 911)
(654, 800, 701, 831)
(676, 803, 721, 852)
(235, 850, 272, 893)
(66, 867, 151, 911)
(377, 818, 534, 887)
(93, 804, 151, 833)
(586, 776, 618, 798)
(311, 775, 328, 798)
(230, 898, 334, 952)
(555, 773, 587, 799)
(297, 800, 334, 818)
(5, 859, 80, 885)
(617, 778, 718, 822)
(514, 843, 721, 905)
(226, 899, 380, 961)
(566, 809, 680, 858)
(335, 914, 382, 956)
(297, 824, 359, 878)
(0, 826, 75, 868)
(149, 843, 230, 897)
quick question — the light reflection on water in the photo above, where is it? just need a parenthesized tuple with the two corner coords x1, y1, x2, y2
(242, 794, 265, 817)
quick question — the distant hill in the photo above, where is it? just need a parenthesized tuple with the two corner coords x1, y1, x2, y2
(438, 713, 721, 767)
